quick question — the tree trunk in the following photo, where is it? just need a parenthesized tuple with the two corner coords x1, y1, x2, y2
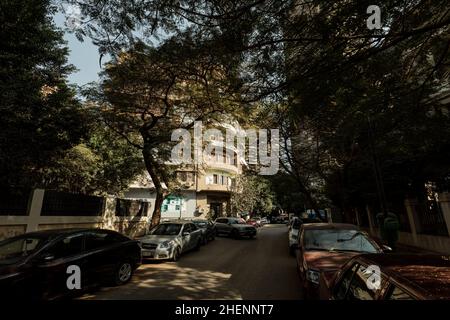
(142, 144, 166, 228)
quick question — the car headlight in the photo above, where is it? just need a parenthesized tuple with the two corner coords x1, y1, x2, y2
(306, 269, 320, 284)
(158, 240, 174, 249)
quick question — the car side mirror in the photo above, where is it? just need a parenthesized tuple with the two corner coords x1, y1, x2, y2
(382, 245, 392, 252)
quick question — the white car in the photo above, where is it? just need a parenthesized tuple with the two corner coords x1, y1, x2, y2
(288, 218, 302, 255)
(138, 221, 203, 261)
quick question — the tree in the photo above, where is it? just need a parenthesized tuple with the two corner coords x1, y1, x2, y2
(39, 123, 144, 195)
(229, 174, 275, 217)
(88, 38, 242, 226)
(0, 0, 88, 189)
(67, 0, 450, 222)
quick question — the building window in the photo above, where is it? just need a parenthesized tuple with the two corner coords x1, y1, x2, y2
(162, 204, 168, 212)
(233, 153, 237, 166)
(213, 174, 218, 184)
(175, 205, 180, 211)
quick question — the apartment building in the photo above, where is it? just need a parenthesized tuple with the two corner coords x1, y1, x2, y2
(123, 143, 243, 220)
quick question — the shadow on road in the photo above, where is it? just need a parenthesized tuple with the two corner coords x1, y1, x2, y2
(80, 224, 303, 300)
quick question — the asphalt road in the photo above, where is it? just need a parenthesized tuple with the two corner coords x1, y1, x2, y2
(80, 224, 303, 300)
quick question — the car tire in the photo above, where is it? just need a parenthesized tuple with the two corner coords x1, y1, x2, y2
(289, 246, 295, 256)
(112, 260, 134, 286)
(172, 247, 181, 262)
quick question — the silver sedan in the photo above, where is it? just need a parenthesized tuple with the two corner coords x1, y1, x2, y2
(138, 221, 203, 261)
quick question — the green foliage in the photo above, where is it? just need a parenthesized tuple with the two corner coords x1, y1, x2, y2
(40, 125, 144, 195)
(0, 0, 87, 188)
(230, 174, 275, 216)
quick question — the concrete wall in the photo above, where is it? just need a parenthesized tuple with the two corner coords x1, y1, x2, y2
(0, 190, 149, 241)
(365, 227, 450, 255)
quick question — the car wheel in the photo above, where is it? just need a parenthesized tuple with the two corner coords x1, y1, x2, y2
(172, 247, 181, 262)
(289, 246, 295, 256)
(112, 260, 134, 286)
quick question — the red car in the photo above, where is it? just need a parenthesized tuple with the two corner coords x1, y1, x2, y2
(246, 219, 261, 228)
(321, 253, 450, 300)
(294, 223, 384, 299)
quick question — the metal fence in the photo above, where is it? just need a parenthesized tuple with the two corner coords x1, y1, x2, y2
(417, 199, 448, 236)
(41, 190, 105, 216)
(0, 189, 31, 216)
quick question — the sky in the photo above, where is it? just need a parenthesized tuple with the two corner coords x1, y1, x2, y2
(53, 13, 103, 86)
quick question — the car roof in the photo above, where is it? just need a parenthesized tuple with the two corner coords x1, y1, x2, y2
(1, 228, 116, 242)
(356, 254, 450, 299)
(302, 223, 358, 230)
(14, 228, 92, 237)
(160, 220, 191, 225)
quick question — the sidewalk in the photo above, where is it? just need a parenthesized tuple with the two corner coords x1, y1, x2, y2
(372, 236, 438, 254)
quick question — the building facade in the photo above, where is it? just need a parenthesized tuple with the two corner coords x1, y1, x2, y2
(123, 144, 243, 220)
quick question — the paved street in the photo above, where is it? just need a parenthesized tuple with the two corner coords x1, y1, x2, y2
(80, 224, 303, 300)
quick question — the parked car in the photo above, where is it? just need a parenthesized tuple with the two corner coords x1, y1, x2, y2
(288, 218, 302, 255)
(214, 217, 257, 239)
(294, 223, 384, 299)
(0, 228, 141, 300)
(260, 217, 269, 225)
(322, 253, 450, 300)
(246, 219, 261, 228)
(191, 219, 216, 244)
(138, 221, 203, 261)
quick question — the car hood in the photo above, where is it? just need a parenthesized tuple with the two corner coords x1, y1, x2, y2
(139, 235, 178, 243)
(304, 251, 359, 272)
(233, 224, 254, 229)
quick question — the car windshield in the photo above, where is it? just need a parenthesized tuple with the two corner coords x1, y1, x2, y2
(150, 224, 182, 236)
(231, 219, 246, 224)
(304, 229, 378, 253)
(0, 236, 47, 261)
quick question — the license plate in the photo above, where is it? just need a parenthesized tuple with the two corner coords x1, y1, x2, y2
(142, 250, 155, 257)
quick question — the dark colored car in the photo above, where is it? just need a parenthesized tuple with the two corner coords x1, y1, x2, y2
(214, 217, 257, 239)
(191, 219, 216, 244)
(294, 223, 383, 299)
(323, 254, 450, 300)
(0, 228, 141, 300)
